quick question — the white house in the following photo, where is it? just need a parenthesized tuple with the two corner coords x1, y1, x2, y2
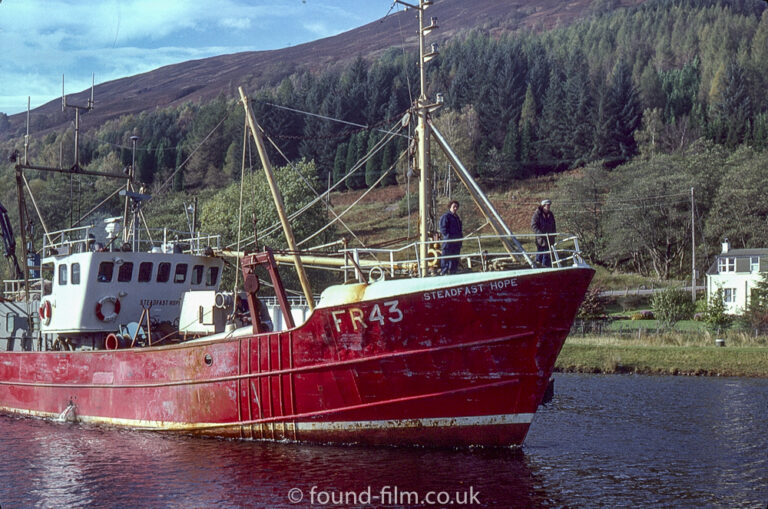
(706, 239, 768, 314)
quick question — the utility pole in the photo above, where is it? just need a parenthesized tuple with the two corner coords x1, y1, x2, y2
(691, 186, 696, 303)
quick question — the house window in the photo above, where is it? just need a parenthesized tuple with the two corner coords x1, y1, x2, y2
(751, 256, 760, 273)
(718, 257, 735, 273)
(723, 288, 737, 303)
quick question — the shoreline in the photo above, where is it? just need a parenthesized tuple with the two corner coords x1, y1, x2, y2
(554, 339, 768, 378)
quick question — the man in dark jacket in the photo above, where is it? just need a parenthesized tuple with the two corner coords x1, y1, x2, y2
(439, 200, 463, 274)
(531, 199, 556, 267)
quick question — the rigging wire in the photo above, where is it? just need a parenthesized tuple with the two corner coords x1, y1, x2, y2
(259, 124, 370, 250)
(298, 149, 407, 249)
(262, 102, 411, 140)
(153, 103, 236, 197)
(227, 117, 405, 253)
(232, 115, 249, 297)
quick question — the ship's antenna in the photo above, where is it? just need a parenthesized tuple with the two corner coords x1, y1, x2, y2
(395, 0, 439, 276)
(62, 73, 95, 171)
(23, 97, 30, 165)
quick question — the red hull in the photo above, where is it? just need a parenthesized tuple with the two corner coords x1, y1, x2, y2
(0, 267, 593, 447)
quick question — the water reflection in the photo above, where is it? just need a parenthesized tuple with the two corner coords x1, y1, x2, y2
(1, 374, 766, 508)
(1, 416, 551, 508)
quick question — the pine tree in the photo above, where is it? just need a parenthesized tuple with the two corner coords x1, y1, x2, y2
(332, 142, 348, 185)
(364, 131, 381, 188)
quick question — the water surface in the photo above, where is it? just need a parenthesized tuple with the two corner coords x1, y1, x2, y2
(1, 374, 765, 508)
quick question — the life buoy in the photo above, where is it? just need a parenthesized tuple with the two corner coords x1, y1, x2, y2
(95, 296, 121, 322)
(38, 300, 52, 325)
(427, 248, 441, 268)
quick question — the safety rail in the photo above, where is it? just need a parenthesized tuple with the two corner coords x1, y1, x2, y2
(337, 233, 585, 283)
(40, 224, 221, 257)
(2, 278, 45, 302)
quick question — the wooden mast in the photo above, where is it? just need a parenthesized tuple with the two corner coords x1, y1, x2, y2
(397, 0, 436, 277)
(238, 86, 315, 310)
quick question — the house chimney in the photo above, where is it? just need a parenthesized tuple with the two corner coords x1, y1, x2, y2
(722, 238, 730, 253)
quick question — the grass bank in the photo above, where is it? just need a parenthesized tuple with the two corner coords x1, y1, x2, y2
(555, 336, 768, 377)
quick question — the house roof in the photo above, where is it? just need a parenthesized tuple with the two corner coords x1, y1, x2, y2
(707, 248, 768, 275)
(717, 248, 768, 257)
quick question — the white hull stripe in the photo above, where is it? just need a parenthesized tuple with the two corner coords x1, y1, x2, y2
(295, 413, 535, 431)
(0, 407, 533, 431)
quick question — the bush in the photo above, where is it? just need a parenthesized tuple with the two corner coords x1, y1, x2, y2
(577, 286, 607, 320)
(651, 287, 695, 328)
(704, 288, 732, 333)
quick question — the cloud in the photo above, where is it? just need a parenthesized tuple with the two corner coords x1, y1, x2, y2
(0, 0, 394, 114)
(219, 18, 252, 31)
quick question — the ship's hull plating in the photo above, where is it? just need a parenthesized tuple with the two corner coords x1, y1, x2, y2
(0, 266, 593, 447)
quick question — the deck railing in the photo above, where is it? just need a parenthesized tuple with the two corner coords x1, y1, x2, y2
(335, 232, 585, 283)
(40, 225, 221, 257)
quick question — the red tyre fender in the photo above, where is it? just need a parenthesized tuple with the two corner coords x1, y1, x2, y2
(95, 296, 121, 322)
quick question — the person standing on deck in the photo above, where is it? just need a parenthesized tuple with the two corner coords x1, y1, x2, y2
(439, 200, 463, 275)
(531, 199, 556, 267)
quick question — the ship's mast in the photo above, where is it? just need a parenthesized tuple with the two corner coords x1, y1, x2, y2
(239, 86, 316, 310)
(398, 0, 438, 276)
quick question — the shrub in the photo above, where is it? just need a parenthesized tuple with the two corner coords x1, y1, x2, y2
(651, 287, 695, 328)
(704, 288, 732, 333)
(631, 310, 654, 320)
(577, 286, 607, 320)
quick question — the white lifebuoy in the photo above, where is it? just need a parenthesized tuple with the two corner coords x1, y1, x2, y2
(368, 266, 386, 283)
(95, 295, 121, 322)
(38, 300, 52, 325)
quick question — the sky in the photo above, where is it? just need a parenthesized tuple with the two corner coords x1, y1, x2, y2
(0, 0, 399, 115)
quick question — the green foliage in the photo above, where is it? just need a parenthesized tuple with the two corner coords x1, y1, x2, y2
(704, 288, 732, 333)
(199, 159, 334, 292)
(737, 272, 768, 333)
(704, 147, 768, 250)
(651, 286, 695, 328)
(577, 286, 608, 319)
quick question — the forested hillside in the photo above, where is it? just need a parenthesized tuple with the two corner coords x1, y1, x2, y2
(2, 0, 768, 283)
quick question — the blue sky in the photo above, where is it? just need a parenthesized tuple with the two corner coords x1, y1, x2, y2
(0, 1, 398, 115)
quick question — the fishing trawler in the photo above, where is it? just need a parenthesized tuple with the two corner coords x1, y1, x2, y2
(0, 0, 593, 447)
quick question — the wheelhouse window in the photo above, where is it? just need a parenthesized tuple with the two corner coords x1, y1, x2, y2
(723, 288, 737, 303)
(97, 262, 114, 282)
(71, 263, 80, 285)
(41, 263, 54, 296)
(118, 262, 134, 282)
(138, 262, 153, 282)
(58, 264, 67, 285)
(157, 262, 171, 283)
(718, 257, 735, 273)
(174, 263, 188, 283)
(206, 266, 219, 287)
(192, 265, 204, 285)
